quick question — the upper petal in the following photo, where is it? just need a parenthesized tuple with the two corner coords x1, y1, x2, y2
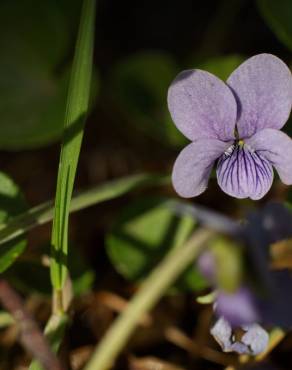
(168, 70, 237, 141)
(172, 139, 231, 198)
(246, 128, 292, 185)
(227, 54, 292, 138)
(215, 287, 259, 326)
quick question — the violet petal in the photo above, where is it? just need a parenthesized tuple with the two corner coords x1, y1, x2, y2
(167, 69, 237, 141)
(211, 317, 269, 356)
(215, 287, 259, 326)
(211, 317, 232, 351)
(246, 128, 292, 185)
(239, 324, 269, 356)
(216, 143, 273, 200)
(172, 139, 231, 198)
(227, 54, 292, 139)
(229, 324, 269, 355)
(197, 251, 216, 282)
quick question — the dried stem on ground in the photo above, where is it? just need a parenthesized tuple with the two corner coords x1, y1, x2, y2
(0, 279, 63, 370)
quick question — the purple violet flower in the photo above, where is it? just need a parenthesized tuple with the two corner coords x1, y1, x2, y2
(197, 202, 292, 355)
(168, 54, 292, 199)
(215, 287, 259, 327)
(211, 317, 269, 356)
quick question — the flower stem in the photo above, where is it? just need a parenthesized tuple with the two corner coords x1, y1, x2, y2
(85, 228, 214, 370)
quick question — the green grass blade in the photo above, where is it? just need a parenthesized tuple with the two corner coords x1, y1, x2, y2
(0, 173, 169, 246)
(85, 229, 214, 370)
(51, 0, 96, 290)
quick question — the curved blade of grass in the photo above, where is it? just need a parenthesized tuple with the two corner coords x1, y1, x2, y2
(85, 228, 215, 370)
(50, 0, 96, 292)
(0, 173, 168, 246)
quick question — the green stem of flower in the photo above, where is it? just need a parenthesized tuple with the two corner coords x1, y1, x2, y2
(85, 228, 214, 370)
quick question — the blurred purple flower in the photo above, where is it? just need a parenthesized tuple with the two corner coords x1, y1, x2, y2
(168, 54, 292, 199)
(198, 250, 270, 354)
(197, 203, 292, 355)
(197, 250, 216, 283)
(215, 287, 259, 326)
(210, 270, 292, 355)
(211, 317, 269, 356)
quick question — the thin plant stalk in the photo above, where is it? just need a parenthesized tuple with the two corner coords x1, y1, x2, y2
(0, 173, 168, 246)
(85, 228, 214, 370)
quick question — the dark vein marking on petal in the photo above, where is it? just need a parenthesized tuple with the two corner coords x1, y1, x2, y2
(216, 142, 273, 199)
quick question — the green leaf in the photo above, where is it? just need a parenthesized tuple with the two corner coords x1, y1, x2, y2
(0, 0, 72, 150)
(106, 198, 207, 292)
(0, 0, 69, 70)
(0, 173, 169, 246)
(0, 172, 27, 272)
(257, 0, 292, 51)
(50, 0, 96, 290)
(86, 229, 214, 370)
(0, 67, 70, 150)
(197, 54, 244, 81)
(110, 52, 186, 148)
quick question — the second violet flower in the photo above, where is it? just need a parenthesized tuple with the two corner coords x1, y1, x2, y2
(168, 54, 292, 200)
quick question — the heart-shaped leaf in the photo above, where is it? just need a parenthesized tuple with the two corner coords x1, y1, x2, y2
(0, 0, 72, 149)
(106, 197, 207, 292)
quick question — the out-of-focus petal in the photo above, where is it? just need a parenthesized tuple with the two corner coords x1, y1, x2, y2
(211, 317, 269, 356)
(216, 143, 273, 200)
(197, 251, 216, 282)
(233, 324, 269, 356)
(211, 317, 232, 351)
(172, 139, 231, 198)
(215, 287, 259, 326)
(246, 128, 292, 185)
(227, 54, 292, 138)
(168, 69, 237, 141)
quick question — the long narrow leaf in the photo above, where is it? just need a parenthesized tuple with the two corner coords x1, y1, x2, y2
(0, 173, 168, 246)
(51, 0, 96, 290)
(85, 229, 214, 370)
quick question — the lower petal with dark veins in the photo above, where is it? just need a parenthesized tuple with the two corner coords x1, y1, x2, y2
(216, 143, 273, 200)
